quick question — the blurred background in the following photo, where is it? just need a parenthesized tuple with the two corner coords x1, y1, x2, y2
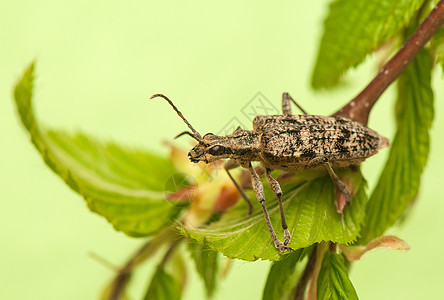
(1, 0, 443, 299)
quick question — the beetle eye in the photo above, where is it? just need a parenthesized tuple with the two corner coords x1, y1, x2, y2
(208, 145, 223, 155)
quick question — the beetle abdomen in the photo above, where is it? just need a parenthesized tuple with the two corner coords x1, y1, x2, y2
(255, 115, 388, 169)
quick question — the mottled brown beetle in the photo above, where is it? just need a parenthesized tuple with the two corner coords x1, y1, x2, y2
(150, 93, 389, 252)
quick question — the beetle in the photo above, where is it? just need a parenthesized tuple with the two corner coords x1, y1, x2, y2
(150, 93, 389, 252)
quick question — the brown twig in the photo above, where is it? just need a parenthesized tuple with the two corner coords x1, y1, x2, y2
(107, 229, 180, 300)
(334, 0, 444, 125)
(159, 239, 181, 267)
(294, 244, 317, 300)
(107, 240, 153, 300)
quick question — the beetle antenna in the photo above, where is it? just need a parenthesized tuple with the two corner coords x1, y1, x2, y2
(150, 94, 204, 143)
(174, 131, 203, 142)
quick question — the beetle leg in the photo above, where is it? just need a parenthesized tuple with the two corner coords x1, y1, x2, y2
(323, 162, 352, 209)
(265, 168, 291, 246)
(224, 160, 253, 215)
(282, 92, 308, 115)
(309, 157, 352, 210)
(249, 163, 292, 253)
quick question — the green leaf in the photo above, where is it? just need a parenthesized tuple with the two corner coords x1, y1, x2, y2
(188, 240, 219, 298)
(144, 266, 182, 300)
(317, 252, 358, 300)
(182, 172, 369, 261)
(14, 62, 188, 237)
(360, 49, 434, 243)
(311, 0, 425, 89)
(262, 247, 308, 300)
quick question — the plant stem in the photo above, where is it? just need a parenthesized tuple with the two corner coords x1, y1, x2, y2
(107, 228, 179, 300)
(334, 0, 444, 125)
(107, 241, 151, 300)
(294, 244, 317, 300)
(306, 242, 330, 300)
(159, 239, 181, 267)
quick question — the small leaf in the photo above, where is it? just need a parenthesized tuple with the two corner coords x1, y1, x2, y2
(14, 62, 188, 237)
(317, 252, 358, 300)
(339, 235, 410, 261)
(262, 248, 307, 300)
(182, 171, 368, 261)
(188, 240, 220, 297)
(311, 0, 425, 89)
(144, 266, 182, 300)
(360, 49, 434, 243)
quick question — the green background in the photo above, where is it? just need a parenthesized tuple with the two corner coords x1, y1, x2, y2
(1, 0, 443, 299)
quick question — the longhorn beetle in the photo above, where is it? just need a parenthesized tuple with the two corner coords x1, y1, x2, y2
(150, 93, 389, 252)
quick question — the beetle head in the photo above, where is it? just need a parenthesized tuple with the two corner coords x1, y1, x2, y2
(188, 133, 232, 163)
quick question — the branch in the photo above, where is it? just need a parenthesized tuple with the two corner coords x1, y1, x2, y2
(107, 228, 179, 300)
(334, 0, 444, 125)
(107, 240, 154, 300)
(294, 244, 317, 300)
